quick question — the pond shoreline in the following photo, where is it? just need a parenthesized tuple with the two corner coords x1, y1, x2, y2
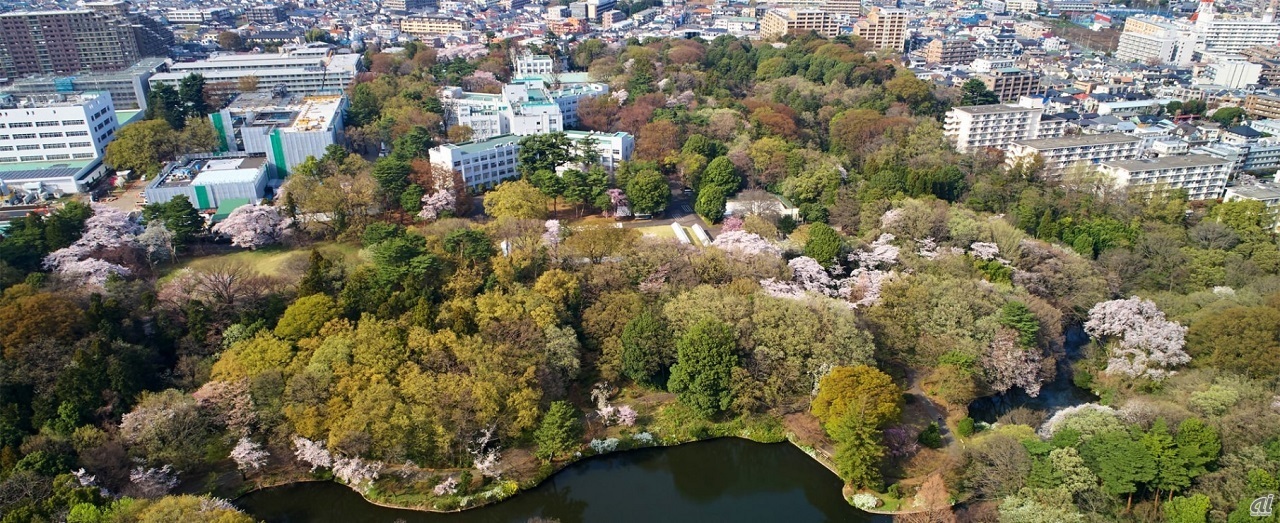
(234, 434, 908, 516)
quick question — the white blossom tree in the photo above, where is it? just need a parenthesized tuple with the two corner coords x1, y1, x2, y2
(230, 438, 269, 476)
(969, 241, 1001, 261)
(129, 464, 179, 498)
(332, 456, 382, 492)
(849, 233, 899, 269)
(137, 221, 176, 267)
(433, 476, 459, 496)
(469, 426, 504, 479)
(1084, 297, 1189, 380)
(292, 436, 333, 472)
(212, 204, 292, 250)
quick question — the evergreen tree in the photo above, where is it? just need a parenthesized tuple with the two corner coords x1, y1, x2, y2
(1081, 430, 1155, 512)
(146, 84, 185, 129)
(960, 78, 999, 105)
(668, 318, 737, 418)
(297, 249, 338, 297)
(804, 223, 842, 268)
(1144, 419, 1192, 499)
(620, 310, 673, 387)
(533, 401, 581, 462)
(829, 407, 884, 489)
(177, 73, 209, 122)
(998, 301, 1040, 348)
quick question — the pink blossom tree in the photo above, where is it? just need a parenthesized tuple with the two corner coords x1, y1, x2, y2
(193, 379, 257, 437)
(969, 242, 1001, 261)
(981, 328, 1043, 397)
(849, 233, 899, 269)
(211, 204, 292, 250)
(882, 426, 921, 458)
(1084, 297, 1189, 380)
(710, 230, 782, 258)
(44, 203, 143, 284)
(721, 215, 744, 232)
(616, 405, 638, 427)
(418, 189, 457, 221)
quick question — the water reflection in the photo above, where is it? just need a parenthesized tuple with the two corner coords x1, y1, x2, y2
(238, 439, 886, 523)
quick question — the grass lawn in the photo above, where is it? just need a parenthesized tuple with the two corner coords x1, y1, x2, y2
(167, 242, 363, 279)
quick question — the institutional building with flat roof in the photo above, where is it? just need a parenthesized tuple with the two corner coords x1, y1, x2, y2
(210, 92, 346, 177)
(149, 46, 360, 97)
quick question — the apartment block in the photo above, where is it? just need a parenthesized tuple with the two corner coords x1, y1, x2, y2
(980, 68, 1042, 102)
(0, 10, 138, 78)
(384, 0, 437, 11)
(400, 16, 471, 37)
(209, 92, 345, 177)
(1245, 93, 1280, 118)
(760, 9, 838, 39)
(149, 45, 360, 97)
(853, 8, 910, 52)
(1005, 134, 1143, 178)
(1224, 181, 1280, 230)
(923, 38, 977, 65)
(1098, 154, 1231, 201)
(165, 8, 231, 24)
(246, 5, 287, 24)
(1116, 15, 1181, 64)
(944, 103, 1046, 152)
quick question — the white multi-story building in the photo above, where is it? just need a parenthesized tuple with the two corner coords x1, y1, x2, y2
(209, 92, 346, 177)
(429, 131, 634, 190)
(440, 78, 608, 141)
(1193, 0, 1280, 56)
(0, 92, 119, 193)
(1005, 134, 1143, 178)
(944, 103, 1058, 152)
(514, 53, 557, 78)
(1224, 181, 1280, 229)
(1098, 154, 1231, 201)
(1200, 52, 1263, 88)
(1117, 15, 1183, 64)
(429, 135, 523, 190)
(149, 45, 360, 97)
(165, 8, 230, 23)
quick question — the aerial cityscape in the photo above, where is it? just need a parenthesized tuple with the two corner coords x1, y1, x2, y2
(0, 0, 1279, 521)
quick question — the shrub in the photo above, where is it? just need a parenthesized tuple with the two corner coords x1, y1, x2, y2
(918, 422, 944, 448)
(957, 417, 976, 438)
(851, 493, 880, 510)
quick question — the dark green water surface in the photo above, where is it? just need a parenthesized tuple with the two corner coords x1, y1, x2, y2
(237, 438, 887, 523)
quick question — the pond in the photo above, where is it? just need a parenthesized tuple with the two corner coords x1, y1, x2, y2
(237, 438, 889, 523)
(967, 326, 1098, 423)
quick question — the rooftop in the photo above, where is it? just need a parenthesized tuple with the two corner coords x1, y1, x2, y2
(952, 103, 1040, 114)
(1102, 154, 1231, 171)
(1226, 183, 1280, 200)
(225, 93, 344, 132)
(441, 134, 524, 155)
(1012, 133, 1142, 149)
(155, 156, 267, 189)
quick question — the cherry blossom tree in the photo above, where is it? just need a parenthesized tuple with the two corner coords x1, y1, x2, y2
(969, 242, 1001, 261)
(981, 328, 1043, 397)
(212, 204, 292, 250)
(469, 426, 504, 479)
(44, 203, 144, 283)
(543, 219, 563, 261)
(849, 233, 899, 269)
(129, 464, 179, 498)
(418, 188, 457, 221)
(616, 405, 638, 427)
(138, 221, 176, 267)
(433, 476, 459, 496)
(710, 230, 782, 258)
(332, 456, 382, 492)
(230, 438, 269, 476)
(193, 379, 257, 437)
(721, 216, 744, 232)
(1084, 297, 1189, 380)
(292, 436, 333, 471)
(1037, 403, 1120, 438)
